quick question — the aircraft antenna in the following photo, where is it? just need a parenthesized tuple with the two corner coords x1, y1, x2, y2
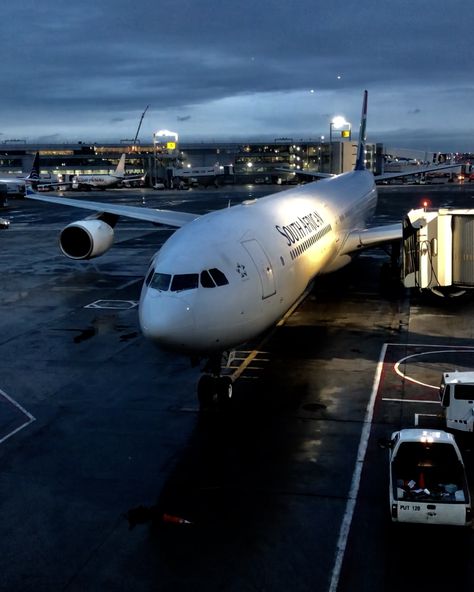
(133, 105, 149, 147)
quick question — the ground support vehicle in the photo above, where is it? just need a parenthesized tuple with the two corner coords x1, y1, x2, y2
(440, 371, 474, 432)
(388, 429, 471, 526)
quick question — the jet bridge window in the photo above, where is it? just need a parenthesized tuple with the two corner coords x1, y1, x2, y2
(170, 273, 199, 292)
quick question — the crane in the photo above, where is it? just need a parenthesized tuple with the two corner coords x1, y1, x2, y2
(133, 105, 149, 147)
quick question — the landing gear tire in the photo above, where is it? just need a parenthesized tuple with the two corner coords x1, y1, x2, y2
(197, 375, 233, 409)
(197, 375, 216, 409)
(217, 376, 233, 407)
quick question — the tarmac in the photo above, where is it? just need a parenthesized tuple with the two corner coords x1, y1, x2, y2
(0, 182, 474, 591)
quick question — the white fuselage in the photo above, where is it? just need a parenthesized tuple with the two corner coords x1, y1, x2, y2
(74, 175, 120, 188)
(139, 170, 377, 354)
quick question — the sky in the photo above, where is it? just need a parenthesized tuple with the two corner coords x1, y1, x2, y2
(0, 0, 473, 152)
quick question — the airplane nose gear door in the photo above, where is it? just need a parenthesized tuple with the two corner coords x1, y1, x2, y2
(241, 239, 276, 299)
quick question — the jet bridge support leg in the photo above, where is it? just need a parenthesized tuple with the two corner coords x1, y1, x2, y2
(380, 239, 403, 295)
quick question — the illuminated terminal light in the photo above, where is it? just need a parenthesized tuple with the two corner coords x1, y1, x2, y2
(153, 129, 179, 151)
(331, 116, 348, 129)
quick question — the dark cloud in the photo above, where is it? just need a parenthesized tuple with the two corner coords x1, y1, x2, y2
(0, 0, 472, 150)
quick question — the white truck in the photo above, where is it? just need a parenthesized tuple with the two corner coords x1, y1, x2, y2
(388, 429, 472, 526)
(439, 371, 474, 432)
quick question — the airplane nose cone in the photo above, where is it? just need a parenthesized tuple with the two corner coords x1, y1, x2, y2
(139, 289, 196, 350)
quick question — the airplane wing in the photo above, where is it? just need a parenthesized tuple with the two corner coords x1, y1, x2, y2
(25, 186, 199, 228)
(276, 167, 334, 179)
(340, 222, 402, 255)
(120, 174, 147, 181)
(374, 162, 460, 182)
(279, 163, 459, 182)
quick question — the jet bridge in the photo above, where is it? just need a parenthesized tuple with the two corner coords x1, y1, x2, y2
(403, 207, 474, 294)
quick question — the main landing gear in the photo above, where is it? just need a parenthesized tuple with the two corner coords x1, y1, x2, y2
(197, 353, 233, 409)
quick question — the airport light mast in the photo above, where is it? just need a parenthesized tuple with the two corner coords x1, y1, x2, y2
(329, 116, 351, 173)
(153, 129, 179, 187)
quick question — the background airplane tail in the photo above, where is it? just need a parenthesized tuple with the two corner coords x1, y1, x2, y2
(25, 152, 40, 189)
(114, 154, 126, 178)
(355, 90, 368, 171)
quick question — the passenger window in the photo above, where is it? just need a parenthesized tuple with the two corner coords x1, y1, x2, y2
(171, 273, 199, 292)
(209, 268, 229, 286)
(150, 272, 171, 291)
(200, 270, 216, 288)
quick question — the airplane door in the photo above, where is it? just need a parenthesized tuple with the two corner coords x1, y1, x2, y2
(241, 239, 276, 299)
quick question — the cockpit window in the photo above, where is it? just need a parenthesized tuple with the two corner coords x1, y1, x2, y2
(147, 270, 226, 292)
(209, 268, 229, 286)
(170, 273, 199, 292)
(200, 270, 216, 288)
(145, 267, 154, 286)
(150, 272, 171, 291)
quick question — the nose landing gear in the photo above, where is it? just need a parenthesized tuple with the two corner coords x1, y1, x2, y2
(197, 374, 233, 409)
(197, 353, 233, 409)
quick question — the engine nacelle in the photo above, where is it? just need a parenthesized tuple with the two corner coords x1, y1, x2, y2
(59, 219, 114, 260)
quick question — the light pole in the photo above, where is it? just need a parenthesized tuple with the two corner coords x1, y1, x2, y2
(319, 135, 324, 171)
(329, 116, 350, 174)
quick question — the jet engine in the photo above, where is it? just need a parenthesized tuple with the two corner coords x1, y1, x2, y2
(59, 219, 114, 260)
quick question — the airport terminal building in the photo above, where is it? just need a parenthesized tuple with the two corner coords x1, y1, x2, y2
(0, 137, 460, 189)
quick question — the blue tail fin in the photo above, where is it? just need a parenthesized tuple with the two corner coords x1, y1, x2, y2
(355, 90, 368, 171)
(26, 152, 40, 183)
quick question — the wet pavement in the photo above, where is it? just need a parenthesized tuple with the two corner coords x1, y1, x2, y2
(0, 184, 474, 591)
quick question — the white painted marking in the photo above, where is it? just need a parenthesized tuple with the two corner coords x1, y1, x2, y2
(231, 349, 262, 381)
(329, 343, 387, 592)
(388, 343, 474, 348)
(0, 388, 36, 445)
(230, 292, 308, 381)
(228, 365, 265, 371)
(84, 299, 138, 310)
(394, 348, 474, 389)
(381, 397, 439, 404)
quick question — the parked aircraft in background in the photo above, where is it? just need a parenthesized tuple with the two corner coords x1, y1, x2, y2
(25, 91, 455, 407)
(71, 153, 144, 190)
(0, 152, 52, 195)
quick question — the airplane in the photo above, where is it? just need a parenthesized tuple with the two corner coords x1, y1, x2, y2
(0, 176, 27, 195)
(24, 90, 453, 408)
(0, 152, 52, 195)
(71, 153, 145, 190)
